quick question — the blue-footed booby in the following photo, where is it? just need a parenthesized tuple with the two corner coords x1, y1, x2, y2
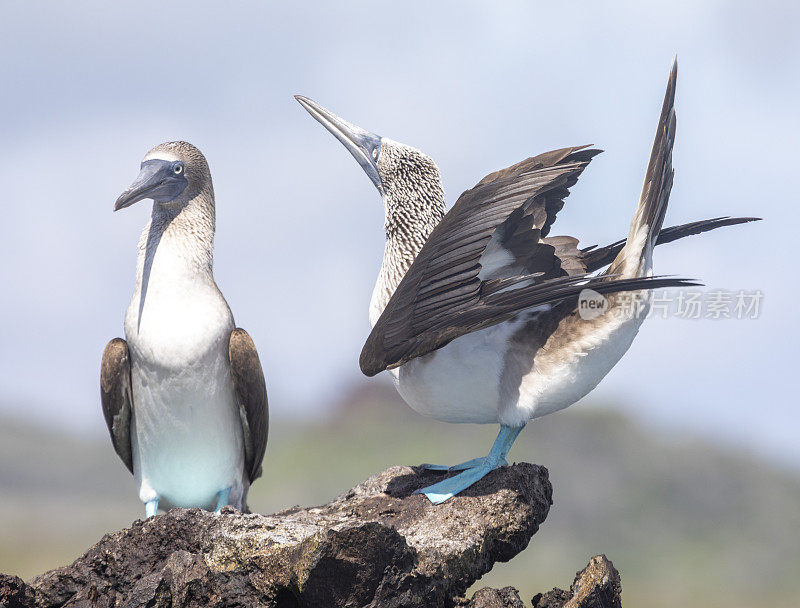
(297, 62, 759, 504)
(101, 141, 269, 517)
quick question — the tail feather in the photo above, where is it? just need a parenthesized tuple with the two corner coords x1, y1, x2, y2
(582, 216, 761, 273)
(610, 60, 677, 277)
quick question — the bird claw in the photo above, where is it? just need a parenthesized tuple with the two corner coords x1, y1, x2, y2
(144, 498, 159, 518)
(214, 487, 232, 514)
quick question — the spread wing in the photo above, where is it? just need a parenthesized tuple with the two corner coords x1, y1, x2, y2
(229, 328, 269, 483)
(100, 338, 134, 474)
(360, 146, 698, 376)
(475, 148, 599, 280)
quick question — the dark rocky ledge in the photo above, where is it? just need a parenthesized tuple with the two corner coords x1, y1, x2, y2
(0, 464, 621, 608)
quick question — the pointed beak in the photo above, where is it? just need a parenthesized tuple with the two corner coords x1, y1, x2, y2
(114, 160, 188, 211)
(295, 95, 383, 193)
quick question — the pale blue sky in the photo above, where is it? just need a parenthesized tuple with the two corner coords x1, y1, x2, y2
(0, 2, 797, 466)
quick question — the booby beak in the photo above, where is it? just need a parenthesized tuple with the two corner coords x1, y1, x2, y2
(114, 160, 188, 211)
(294, 95, 383, 193)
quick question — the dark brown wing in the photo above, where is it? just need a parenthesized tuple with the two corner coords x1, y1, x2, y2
(480, 148, 601, 279)
(360, 146, 698, 376)
(100, 338, 133, 474)
(229, 328, 269, 483)
(581, 217, 762, 273)
(479, 146, 601, 238)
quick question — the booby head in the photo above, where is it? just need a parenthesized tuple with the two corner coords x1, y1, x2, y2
(115, 141, 212, 211)
(294, 95, 383, 192)
(295, 95, 445, 236)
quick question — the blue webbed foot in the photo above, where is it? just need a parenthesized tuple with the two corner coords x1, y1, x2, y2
(418, 456, 509, 472)
(418, 463, 451, 471)
(447, 456, 509, 471)
(214, 487, 232, 514)
(415, 463, 497, 504)
(415, 424, 525, 505)
(145, 498, 159, 518)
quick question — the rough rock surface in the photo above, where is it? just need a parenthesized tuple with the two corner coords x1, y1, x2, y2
(461, 586, 526, 607)
(531, 555, 622, 608)
(4, 464, 552, 608)
(0, 575, 36, 608)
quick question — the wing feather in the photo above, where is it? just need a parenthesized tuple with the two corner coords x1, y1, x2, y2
(229, 328, 269, 483)
(362, 146, 688, 376)
(100, 338, 134, 474)
(581, 217, 762, 273)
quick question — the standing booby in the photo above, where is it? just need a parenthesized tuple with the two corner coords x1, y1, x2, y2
(297, 62, 758, 503)
(101, 141, 268, 517)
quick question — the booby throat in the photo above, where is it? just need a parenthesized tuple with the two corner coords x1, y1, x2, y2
(297, 62, 759, 503)
(101, 141, 269, 516)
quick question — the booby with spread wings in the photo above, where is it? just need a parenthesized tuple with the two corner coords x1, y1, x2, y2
(101, 141, 268, 517)
(297, 62, 758, 503)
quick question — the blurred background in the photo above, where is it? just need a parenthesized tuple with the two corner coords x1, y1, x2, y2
(0, 2, 797, 607)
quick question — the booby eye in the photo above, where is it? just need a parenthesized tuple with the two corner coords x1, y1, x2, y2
(173, 163, 184, 175)
(372, 148, 378, 160)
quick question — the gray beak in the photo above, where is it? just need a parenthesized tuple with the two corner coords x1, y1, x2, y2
(115, 160, 188, 211)
(295, 95, 383, 192)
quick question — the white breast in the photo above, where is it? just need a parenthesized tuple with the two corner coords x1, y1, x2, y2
(124, 239, 244, 510)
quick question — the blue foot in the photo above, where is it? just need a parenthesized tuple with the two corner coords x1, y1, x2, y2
(145, 498, 159, 518)
(214, 487, 231, 514)
(448, 455, 509, 471)
(415, 424, 525, 505)
(418, 463, 451, 471)
(415, 465, 496, 504)
(419, 456, 509, 472)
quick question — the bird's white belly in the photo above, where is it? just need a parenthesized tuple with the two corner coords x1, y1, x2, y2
(393, 298, 648, 427)
(394, 319, 525, 424)
(130, 350, 244, 509)
(125, 281, 243, 510)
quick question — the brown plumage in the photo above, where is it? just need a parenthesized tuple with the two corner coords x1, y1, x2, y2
(100, 339, 133, 474)
(228, 328, 269, 483)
